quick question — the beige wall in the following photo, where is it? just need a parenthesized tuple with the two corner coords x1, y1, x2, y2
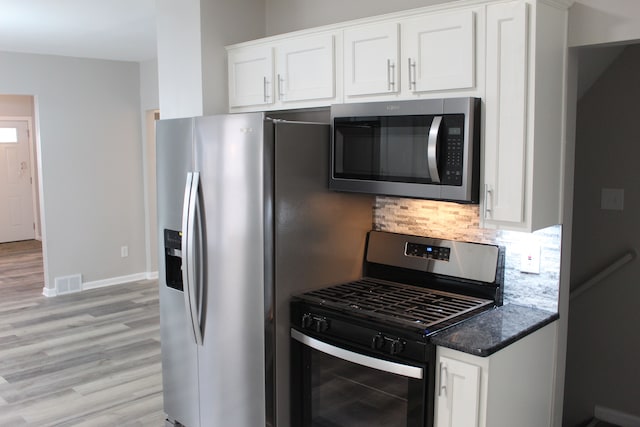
(564, 44, 640, 426)
(0, 94, 34, 117)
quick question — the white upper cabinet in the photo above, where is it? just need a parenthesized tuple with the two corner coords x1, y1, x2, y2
(227, 32, 338, 111)
(275, 33, 336, 104)
(483, 1, 528, 225)
(343, 22, 400, 97)
(226, 1, 569, 232)
(482, 0, 567, 231)
(401, 9, 476, 94)
(228, 45, 274, 108)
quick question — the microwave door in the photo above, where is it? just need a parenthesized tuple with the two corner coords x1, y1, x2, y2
(427, 116, 442, 184)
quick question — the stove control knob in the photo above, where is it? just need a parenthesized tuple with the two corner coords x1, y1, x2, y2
(389, 339, 405, 355)
(315, 318, 329, 333)
(371, 333, 385, 350)
(301, 313, 313, 329)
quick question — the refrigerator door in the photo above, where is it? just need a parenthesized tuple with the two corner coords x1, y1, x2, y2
(193, 112, 268, 427)
(156, 118, 201, 427)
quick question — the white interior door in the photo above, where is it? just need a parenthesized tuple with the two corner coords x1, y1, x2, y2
(0, 120, 35, 243)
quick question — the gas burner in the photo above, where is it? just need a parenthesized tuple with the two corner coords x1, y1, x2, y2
(299, 278, 494, 333)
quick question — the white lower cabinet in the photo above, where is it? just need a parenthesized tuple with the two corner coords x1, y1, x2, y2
(435, 321, 557, 427)
(436, 355, 481, 427)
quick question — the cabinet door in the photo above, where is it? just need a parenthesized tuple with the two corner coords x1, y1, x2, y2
(436, 356, 481, 427)
(276, 34, 335, 103)
(401, 9, 475, 93)
(483, 1, 528, 224)
(344, 22, 399, 96)
(228, 45, 274, 108)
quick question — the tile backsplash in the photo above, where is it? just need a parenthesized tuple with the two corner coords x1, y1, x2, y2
(374, 197, 561, 312)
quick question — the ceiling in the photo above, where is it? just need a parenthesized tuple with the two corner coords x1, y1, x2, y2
(0, 0, 157, 62)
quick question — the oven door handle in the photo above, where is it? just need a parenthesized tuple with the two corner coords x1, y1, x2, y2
(291, 329, 423, 379)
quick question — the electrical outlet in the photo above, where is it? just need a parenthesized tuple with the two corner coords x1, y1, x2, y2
(601, 188, 624, 211)
(121, 246, 128, 258)
(520, 242, 541, 274)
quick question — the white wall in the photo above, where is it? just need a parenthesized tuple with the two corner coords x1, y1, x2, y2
(156, 0, 265, 119)
(156, 0, 204, 119)
(139, 59, 160, 275)
(200, 0, 266, 115)
(265, 0, 452, 35)
(0, 51, 147, 290)
(140, 59, 159, 111)
(569, 0, 640, 47)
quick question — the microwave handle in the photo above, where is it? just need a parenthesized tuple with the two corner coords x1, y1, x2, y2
(428, 116, 442, 183)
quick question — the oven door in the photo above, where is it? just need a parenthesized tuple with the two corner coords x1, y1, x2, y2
(291, 329, 433, 427)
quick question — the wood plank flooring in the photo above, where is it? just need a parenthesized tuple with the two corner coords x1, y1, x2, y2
(0, 240, 165, 426)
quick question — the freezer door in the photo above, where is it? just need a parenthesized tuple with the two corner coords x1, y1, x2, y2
(156, 117, 201, 427)
(193, 113, 268, 427)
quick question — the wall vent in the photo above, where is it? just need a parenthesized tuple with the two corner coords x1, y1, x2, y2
(54, 274, 82, 295)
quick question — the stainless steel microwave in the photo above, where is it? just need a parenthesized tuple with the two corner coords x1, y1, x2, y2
(330, 97, 480, 203)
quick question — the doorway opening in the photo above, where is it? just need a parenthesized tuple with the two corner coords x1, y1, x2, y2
(0, 94, 45, 293)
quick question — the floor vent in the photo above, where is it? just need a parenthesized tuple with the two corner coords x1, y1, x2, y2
(55, 274, 82, 295)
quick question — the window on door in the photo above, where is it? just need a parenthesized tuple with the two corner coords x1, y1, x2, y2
(0, 127, 18, 143)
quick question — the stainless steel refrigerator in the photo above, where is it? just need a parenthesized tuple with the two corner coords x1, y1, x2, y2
(156, 112, 373, 427)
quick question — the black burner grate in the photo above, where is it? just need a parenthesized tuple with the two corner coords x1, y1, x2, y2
(300, 278, 493, 332)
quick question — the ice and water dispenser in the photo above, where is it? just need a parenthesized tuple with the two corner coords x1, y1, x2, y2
(164, 229, 183, 291)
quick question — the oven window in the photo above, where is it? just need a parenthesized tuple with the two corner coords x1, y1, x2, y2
(309, 348, 419, 427)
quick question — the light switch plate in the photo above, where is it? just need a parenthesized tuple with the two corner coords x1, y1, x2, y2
(520, 242, 541, 274)
(601, 188, 624, 211)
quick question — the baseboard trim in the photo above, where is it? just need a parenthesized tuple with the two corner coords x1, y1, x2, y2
(595, 405, 640, 427)
(42, 272, 156, 297)
(83, 273, 150, 291)
(42, 286, 57, 297)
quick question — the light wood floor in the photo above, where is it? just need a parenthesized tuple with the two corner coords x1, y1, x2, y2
(0, 240, 165, 426)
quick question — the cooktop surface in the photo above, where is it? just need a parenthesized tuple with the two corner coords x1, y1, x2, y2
(296, 277, 494, 333)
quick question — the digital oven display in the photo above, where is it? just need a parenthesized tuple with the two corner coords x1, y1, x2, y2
(405, 242, 451, 261)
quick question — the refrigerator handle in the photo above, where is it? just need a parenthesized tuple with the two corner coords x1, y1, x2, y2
(181, 172, 204, 346)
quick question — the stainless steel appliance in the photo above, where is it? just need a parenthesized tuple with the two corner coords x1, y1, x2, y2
(156, 113, 373, 427)
(330, 98, 480, 203)
(290, 231, 504, 427)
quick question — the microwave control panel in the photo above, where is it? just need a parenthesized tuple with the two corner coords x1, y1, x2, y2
(441, 114, 465, 186)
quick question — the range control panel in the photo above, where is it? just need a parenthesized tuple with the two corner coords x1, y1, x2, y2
(405, 242, 451, 261)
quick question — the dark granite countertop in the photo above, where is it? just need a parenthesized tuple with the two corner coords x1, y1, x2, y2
(431, 304, 559, 357)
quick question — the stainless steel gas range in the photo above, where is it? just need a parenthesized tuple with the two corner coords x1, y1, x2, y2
(290, 231, 505, 427)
